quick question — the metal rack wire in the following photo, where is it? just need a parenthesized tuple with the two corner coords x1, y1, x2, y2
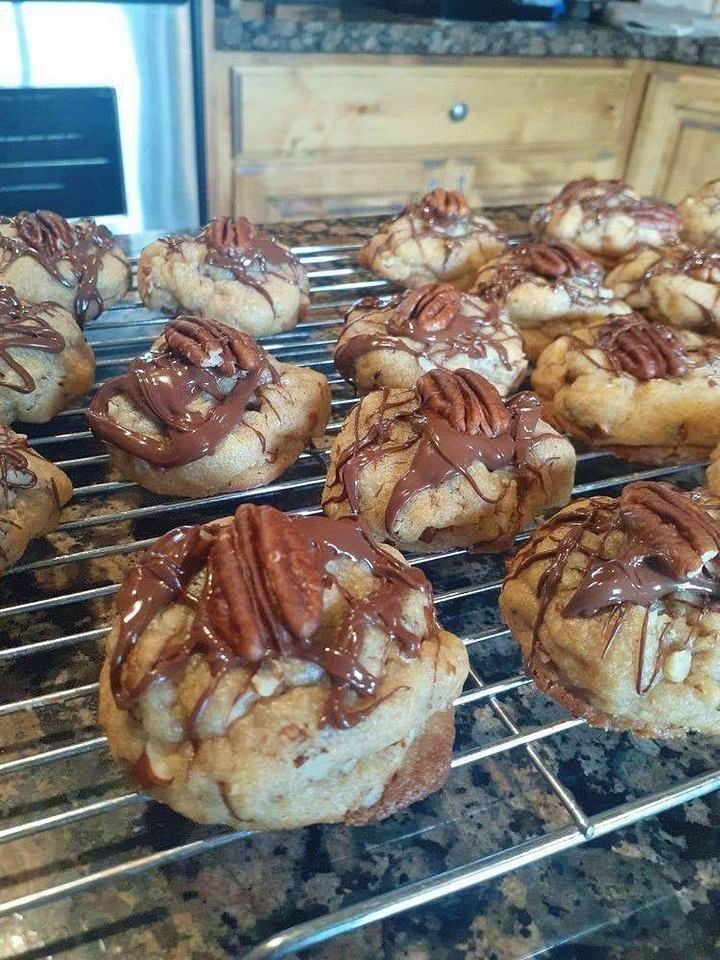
(1, 230, 719, 960)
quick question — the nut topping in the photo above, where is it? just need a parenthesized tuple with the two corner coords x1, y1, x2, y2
(597, 314, 687, 381)
(418, 368, 510, 436)
(678, 247, 720, 282)
(203, 216, 256, 254)
(526, 241, 599, 280)
(164, 316, 264, 375)
(394, 284, 461, 332)
(209, 504, 324, 661)
(15, 210, 74, 253)
(620, 482, 720, 579)
(421, 188, 469, 221)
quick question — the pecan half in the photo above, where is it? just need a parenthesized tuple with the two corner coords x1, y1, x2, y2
(208, 504, 323, 661)
(526, 241, 599, 280)
(165, 316, 264, 375)
(15, 210, 75, 253)
(394, 284, 461, 332)
(620, 482, 720, 578)
(678, 248, 720, 283)
(597, 314, 687, 381)
(421, 188, 469, 221)
(203, 216, 255, 254)
(418, 368, 510, 436)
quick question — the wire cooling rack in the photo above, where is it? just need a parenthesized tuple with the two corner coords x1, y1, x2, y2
(1, 223, 720, 960)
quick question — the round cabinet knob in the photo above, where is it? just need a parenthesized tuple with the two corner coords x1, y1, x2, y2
(448, 101, 468, 122)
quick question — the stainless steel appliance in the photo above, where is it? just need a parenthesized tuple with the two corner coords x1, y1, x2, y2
(0, 0, 203, 233)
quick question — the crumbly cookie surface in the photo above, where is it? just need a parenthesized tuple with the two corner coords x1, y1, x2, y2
(138, 216, 309, 336)
(87, 316, 330, 497)
(0, 284, 95, 424)
(606, 244, 720, 332)
(0, 210, 129, 324)
(99, 505, 469, 829)
(335, 284, 527, 396)
(472, 239, 631, 362)
(500, 482, 720, 737)
(358, 189, 506, 290)
(677, 179, 720, 246)
(531, 312, 720, 463)
(322, 369, 575, 553)
(0, 425, 72, 573)
(531, 178, 682, 262)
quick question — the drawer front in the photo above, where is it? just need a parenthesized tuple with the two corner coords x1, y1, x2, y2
(233, 63, 637, 156)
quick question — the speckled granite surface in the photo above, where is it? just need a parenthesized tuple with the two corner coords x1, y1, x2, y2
(1, 211, 719, 960)
(215, 15, 720, 66)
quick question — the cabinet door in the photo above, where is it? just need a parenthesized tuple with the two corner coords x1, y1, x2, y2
(627, 70, 720, 201)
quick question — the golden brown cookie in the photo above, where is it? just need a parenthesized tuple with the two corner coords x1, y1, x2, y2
(99, 504, 469, 829)
(531, 312, 720, 463)
(358, 188, 506, 290)
(606, 244, 720, 332)
(322, 369, 576, 554)
(500, 481, 720, 737)
(0, 210, 130, 325)
(335, 283, 527, 396)
(138, 216, 309, 336)
(531, 178, 682, 263)
(471, 239, 631, 362)
(86, 316, 330, 497)
(677, 179, 720, 246)
(0, 425, 72, 574)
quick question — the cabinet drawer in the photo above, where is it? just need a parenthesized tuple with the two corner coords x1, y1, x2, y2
(232, 63, 637, 156)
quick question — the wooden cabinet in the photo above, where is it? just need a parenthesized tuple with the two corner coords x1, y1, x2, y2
(626, 69, 720, 202)
(208, 56, 645, 221)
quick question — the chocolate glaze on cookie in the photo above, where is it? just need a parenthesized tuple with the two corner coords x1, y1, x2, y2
(0, 285, 65, 393)
(335, 285, 518, 380)
(326, 368, 549, 548)
(0, 427, 37, 497)
(110, 505, 433, 730)
(0, 211, 124, 324)
(507, 482, 720, 695)
(87, 316, 279, 467)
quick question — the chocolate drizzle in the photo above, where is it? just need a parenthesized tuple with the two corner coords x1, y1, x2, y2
(0, 426, 37, 498)
(110, 505, 433, 730)
(87, 316, 278, 467)
(327, 369, 546, 548)
(335, 284, 517, 380)
(0, 210, 123, 324)
(507, 482, 720, 695)
(0, 285, 65, 393)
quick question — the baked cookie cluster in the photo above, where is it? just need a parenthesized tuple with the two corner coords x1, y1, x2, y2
(358, 188, 506, 290)
(323, 368, 575, 553)
(99, 504, 469, 829)
(335, 283, 527, 396)
(138, 216, 310, 336)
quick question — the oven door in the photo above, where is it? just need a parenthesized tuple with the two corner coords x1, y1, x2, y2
(0, 0, 201, 234)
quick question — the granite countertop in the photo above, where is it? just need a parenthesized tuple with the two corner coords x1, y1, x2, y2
(215, 14, 720, 67)
(1, 212, 719, 960)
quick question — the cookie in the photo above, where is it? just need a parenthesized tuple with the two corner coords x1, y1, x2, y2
(334, 283, 527, 396)
(677, 179, 720, 246)
(358, 188, 506, 290)
(531, 312, 720, 463)
(322, 369, 576, 554)
(0, 210, 130, 325)
(0, 284, 95, 424)
(500, 481, 720, 737)
(606, 244, 720, 333)
(531, 178, 682, 262)
(0, 425, 72, 574)
(138, 216, 309, 336)
(472, 239, 631, 362)
(98, 504, 469, 828)
(86, 316, 330, 497)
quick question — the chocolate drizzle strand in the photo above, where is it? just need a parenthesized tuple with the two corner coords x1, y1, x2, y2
(0, 426, 37, 498)
(110, 505, 433, 729)
(327, 369, 546, 547)
(0, 285, 65, 393)
(335, 284, 517, 380)
(507, 482, 720, 695)
(87, 316, 278, 467)
(0, 210, 124, 324)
